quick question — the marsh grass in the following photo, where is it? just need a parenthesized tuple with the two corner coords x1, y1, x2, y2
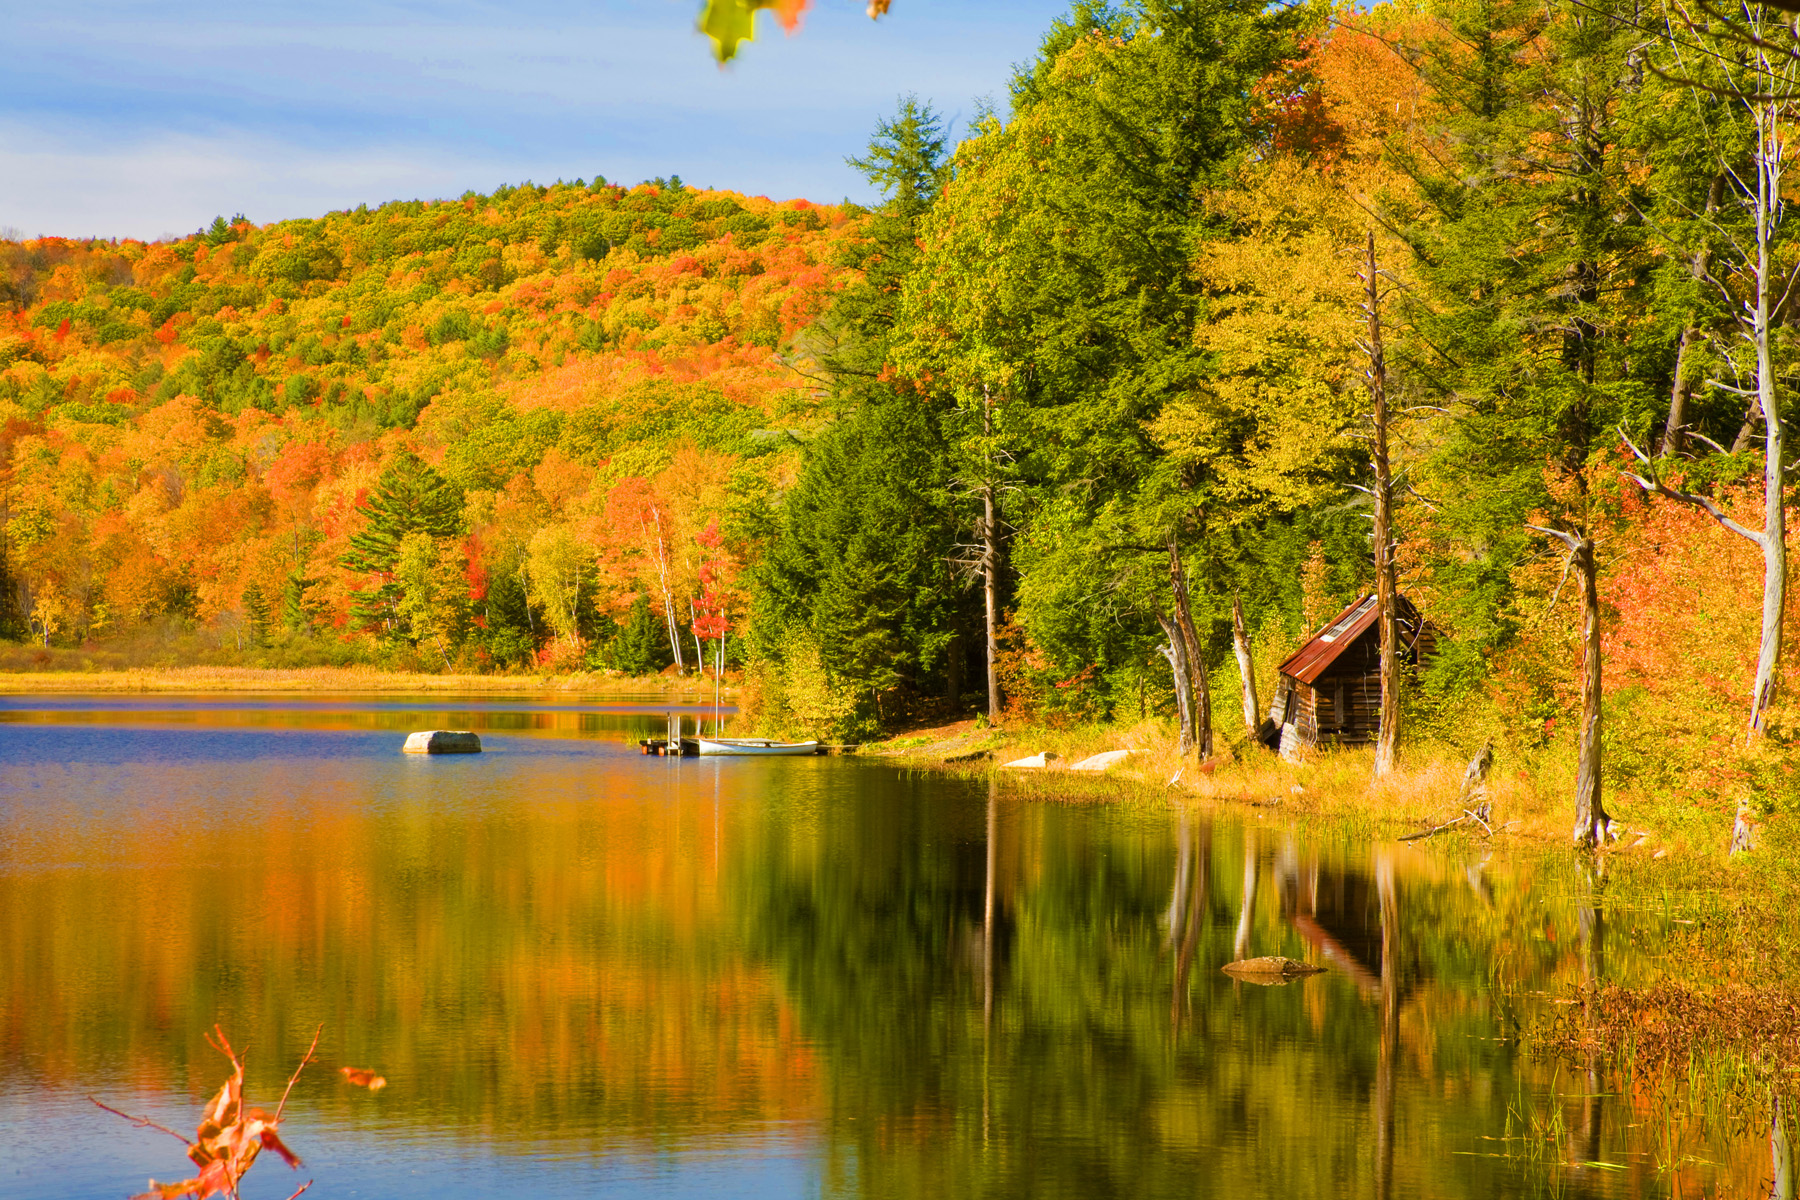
(0, 653, 715, 696)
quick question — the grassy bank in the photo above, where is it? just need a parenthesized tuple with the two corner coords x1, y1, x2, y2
(866, 716, 1750, 854)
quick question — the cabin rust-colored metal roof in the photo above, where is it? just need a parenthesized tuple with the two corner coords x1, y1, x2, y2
(1276, 594, 1381, 685)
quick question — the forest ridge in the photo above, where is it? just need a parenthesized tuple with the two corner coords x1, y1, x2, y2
(1, 0, 1794, 834)
(0, 177, 853, 676)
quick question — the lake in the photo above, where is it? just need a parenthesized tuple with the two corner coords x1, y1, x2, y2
(0, 695, 1763, 1197)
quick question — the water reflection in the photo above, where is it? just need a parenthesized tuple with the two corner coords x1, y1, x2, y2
(0, 697, 1756, 1197)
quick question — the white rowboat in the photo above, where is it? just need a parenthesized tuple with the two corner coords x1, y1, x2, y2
(694, 737, 820, 757)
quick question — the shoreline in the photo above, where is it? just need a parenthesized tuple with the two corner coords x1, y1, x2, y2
(0, 666, 733, 696)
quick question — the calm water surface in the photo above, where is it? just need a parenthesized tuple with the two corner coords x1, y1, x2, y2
(0, 695, 1756, 1197)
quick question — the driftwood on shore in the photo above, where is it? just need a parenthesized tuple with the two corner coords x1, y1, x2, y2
(1399, 743, 1494, 842)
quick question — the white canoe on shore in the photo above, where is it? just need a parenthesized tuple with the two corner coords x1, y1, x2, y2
(694, 737, 821, 757)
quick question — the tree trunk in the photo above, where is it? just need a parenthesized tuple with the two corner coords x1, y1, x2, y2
(1662, 326, 1697, 457)
(1663, 176, 1720, 457)
(1776, 1095, 1795, 1200)
(1157, 612, 1196, 758)
(1632, 113, 1785, 737)
(648, 507, 684, 673)
(1231, 594, 1260, 738)
(1366, 231, 1401, 779)
(982, 388, 1002, 724)
(983, 484, 1000, 723)
(1167, 535, 1211, 759)
(688, 600, 705, 673)
(1750, 100, 1787, 735)
(1572, 536, 1612, 848)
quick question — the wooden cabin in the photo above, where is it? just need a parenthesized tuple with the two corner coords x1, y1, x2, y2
(1267, 594, 1435, 760)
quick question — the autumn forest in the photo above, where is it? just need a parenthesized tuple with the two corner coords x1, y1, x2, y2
(2, 0, 1795, 838)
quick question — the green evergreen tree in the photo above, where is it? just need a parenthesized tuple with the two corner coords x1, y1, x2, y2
(896, 0, 1314, 726)
(605, 593, 672, 676)
(340, 451, 463, 639)
(282, 569, 321, 634)
(241, 583, 273, 648)
(753, 97, 971, 726)
(1394, 0, 1659, 678)
(756, 399, 963, 720)
(477, 568, 538, 668)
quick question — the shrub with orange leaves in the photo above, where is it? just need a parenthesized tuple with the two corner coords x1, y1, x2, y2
(94, 1026, 314, 1200)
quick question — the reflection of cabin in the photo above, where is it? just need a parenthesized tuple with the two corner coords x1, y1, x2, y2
(1267, 594, 1435, 760)
(1275, 858, 1412, 1000)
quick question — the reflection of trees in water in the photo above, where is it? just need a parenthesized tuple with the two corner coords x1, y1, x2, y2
(5, 751, 1754, 1197)
(747, 794, 1680, 1200)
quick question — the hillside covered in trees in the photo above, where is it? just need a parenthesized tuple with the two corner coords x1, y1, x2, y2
(0, 178, 855, 676)
(2, 0, 1795, 832)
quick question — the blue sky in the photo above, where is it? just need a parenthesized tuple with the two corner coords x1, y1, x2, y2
(2, 0, 1068, 240)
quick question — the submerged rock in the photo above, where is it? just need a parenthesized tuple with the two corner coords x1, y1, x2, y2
(403, 730, 483, 754)
(1221, 956, 1325, 984)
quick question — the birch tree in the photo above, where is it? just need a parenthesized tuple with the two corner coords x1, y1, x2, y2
(1627, 7, 1795, 737)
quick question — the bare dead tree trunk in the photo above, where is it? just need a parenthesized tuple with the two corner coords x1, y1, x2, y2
(1639, 34, 1789, 738)
(983, 387, 1002, 724)
(1748, 105, 1788, 735)
(1231, 594, 1259, 738)
(1365, 231, 1401, 779)
(1168, 535, 1212, 759)
(1527, 527, 1612, 847)
(1776, 1095, 1796, 1200)
(1572, 537, 1611, 848)
(1157, 612, 1197, 758)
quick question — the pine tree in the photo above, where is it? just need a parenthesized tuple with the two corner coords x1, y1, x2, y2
(241, 583, 273, 648)
(606, 593, 671, 676)
(282, 569, 319, 634)
(754, 98, 969, 725)
(898, 0, 1312, 741)
(340, 451, 463, 639)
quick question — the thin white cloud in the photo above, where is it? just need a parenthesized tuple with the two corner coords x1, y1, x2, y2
(0, 0, 1061, 238)
(0, 126, 486, 239)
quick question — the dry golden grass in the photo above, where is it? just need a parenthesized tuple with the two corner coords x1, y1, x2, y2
(872, 717, 1713, 853)
(0, 665, 720, 695)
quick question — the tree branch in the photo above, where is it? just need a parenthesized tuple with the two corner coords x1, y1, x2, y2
(88, 1097, 193, 1147)
(1619, 428, 1764, 543)
(1524, 523, 1582, 551)
(276, 1025, 323, 1123)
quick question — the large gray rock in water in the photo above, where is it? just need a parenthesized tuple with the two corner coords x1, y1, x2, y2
(403, 730, 482, 754)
